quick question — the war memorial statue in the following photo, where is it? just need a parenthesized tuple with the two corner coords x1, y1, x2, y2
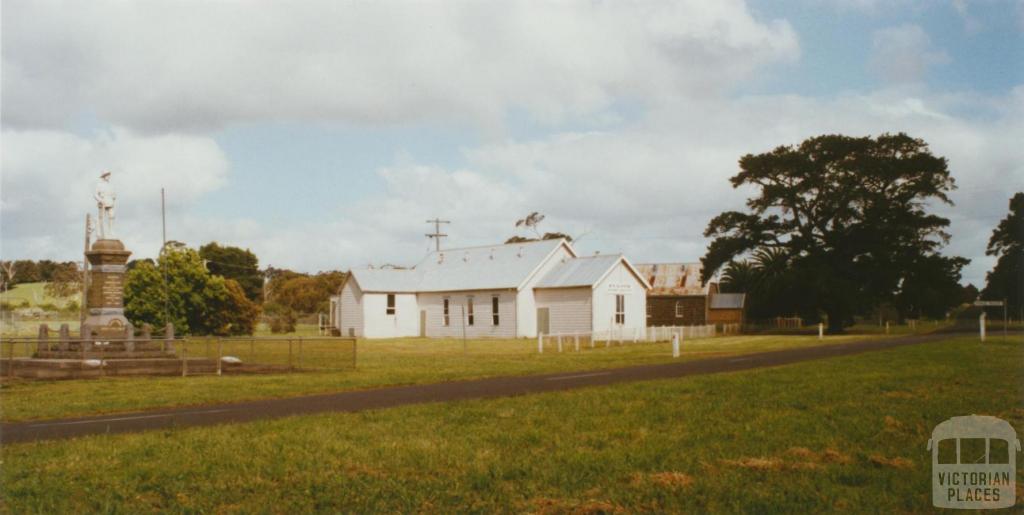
(94, 170, 117, 239)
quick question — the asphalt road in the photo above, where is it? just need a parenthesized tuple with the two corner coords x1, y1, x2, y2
(2, 332, 956, 444)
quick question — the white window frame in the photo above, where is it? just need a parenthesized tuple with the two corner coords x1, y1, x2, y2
(491, 295, 500, 326)
(467, 296, 475, 326)
(442, 297, 450, 326)
(386, 293, 396, 315)
(675, 300, 685, 318)
(615, 294, 625, 325)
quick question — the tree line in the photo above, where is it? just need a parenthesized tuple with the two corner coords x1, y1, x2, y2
(123, 242, 347, 336)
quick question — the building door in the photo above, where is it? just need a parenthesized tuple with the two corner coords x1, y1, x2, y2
(420, 310, 427, 337)
(537, 307, 550, 335)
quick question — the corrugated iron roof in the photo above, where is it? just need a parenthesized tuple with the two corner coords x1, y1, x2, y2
(349, 268, 421, 292)
(534, 254, 623, 288)
(634, 262, 711, 296)
(349, 238, 572, 293)
(709, 293, 746, 309)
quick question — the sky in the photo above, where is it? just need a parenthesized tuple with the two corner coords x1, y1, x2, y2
(2, 0, 1022, 287)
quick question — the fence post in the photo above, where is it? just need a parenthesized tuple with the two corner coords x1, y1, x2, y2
(36, 324, 48, 356)
(885, 321, 890, 335)
(818, 323, 823, 341)
(979, 312, 986, 342)
(574, 332, 579, 352)
(672, 333, 680, 358)
(182, 343, 188, 377)
(7, 341, 13, 379)
(217, 338, 223, 376)
(352, 338, 358, 370)
(298, 337, 304, 370)
(288, 339, 294, 371)
(538, 333, 543, 354)
(557, 334, 562, 353)
(98, 342, 105, 378)
(250, 338, 255, 362)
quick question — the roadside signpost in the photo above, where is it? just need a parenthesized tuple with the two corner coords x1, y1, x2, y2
(974, 300, 1007, 342)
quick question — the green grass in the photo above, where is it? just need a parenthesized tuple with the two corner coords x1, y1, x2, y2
(2, 335, 1020, 513)
(253, 321, 322, 336)
(0, 282, 76, 309)
(0, 334, 873, 422)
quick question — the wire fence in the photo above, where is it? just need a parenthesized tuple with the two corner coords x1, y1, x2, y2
(0, 336, 357, 380)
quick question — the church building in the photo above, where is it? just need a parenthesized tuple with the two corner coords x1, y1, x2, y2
(330, 238, 649, 339)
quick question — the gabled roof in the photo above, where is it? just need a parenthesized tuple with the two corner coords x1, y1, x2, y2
(709, 293, 746, 309)
(536, 254, 651, 290)
(348, 238, 575, 293)
(535, 255, 622, 288)
(348, 268, 420, 293)
(634, 262, 712, 296)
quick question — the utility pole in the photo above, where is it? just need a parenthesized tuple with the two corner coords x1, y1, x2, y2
(161, 188, 169, 326)
(425, 218, 450, 252)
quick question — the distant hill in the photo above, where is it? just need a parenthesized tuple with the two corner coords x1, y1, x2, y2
(1, 282, 79, 309)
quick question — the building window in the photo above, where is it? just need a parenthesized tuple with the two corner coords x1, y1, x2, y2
(386, 294, 396, 315)
(467, 296, 475, 326)
(675, 301, 684, 318)
(442, 297, 450, 326)
(615, 294, 625, 324)
(492, 295, 500, 326)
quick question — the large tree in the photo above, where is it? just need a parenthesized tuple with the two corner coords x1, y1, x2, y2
(982, 192, 1024, 315)
(198, 242, 263, 303)
(125, 245, 259, 335)
(702, 133, 965, 332)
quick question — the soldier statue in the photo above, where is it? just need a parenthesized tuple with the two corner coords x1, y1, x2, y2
(94, 170, 116, 239)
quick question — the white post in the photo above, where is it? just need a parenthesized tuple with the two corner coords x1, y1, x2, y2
(818, 322, 823, 340)
(672, 333, 680, 358)
(885, 321, 890, 335)
(557, 334, 562, 353)
(538, 333, 543, 353)
(980, 312, 986, 342)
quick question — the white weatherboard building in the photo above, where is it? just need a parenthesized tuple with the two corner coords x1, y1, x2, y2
(330, 239, 650, 339)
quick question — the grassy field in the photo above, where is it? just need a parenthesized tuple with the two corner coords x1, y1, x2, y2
(2, 335, 1020, 512)
(0, 334, 874, 422)
(0, 282, 77, 309)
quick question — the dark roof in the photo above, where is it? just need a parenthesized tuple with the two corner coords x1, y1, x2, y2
(634, 262, 712, 296)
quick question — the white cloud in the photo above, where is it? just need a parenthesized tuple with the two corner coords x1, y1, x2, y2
(869, 24, 950, 84)
(1, 128, 229, 259)
(2, 0, 798, 132)
(1, 1, 1018, 292)
(3, 89, 1019, 287)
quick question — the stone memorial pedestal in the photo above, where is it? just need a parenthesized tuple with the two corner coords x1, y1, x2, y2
(83, 239, 132, 339)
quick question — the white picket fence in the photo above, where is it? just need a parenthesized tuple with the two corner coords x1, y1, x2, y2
(537, 324, 720, 353)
